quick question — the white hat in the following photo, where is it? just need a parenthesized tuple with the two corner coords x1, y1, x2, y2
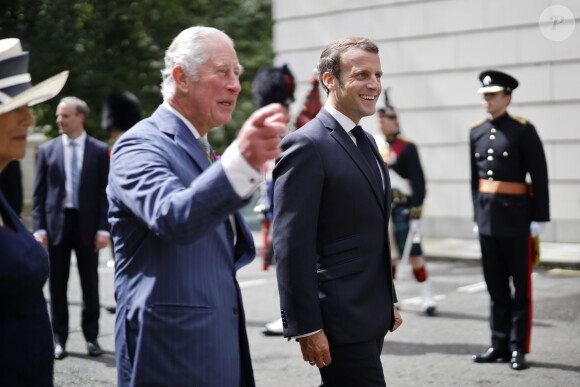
(0, 38, 69, 115)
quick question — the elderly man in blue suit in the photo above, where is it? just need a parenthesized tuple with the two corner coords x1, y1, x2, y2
(107, 26, 286, 387)
(273, 37, 403, 386)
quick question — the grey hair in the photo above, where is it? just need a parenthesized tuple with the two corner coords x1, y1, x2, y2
(160, 26, 235, 100)
(59, 96, 90, 118)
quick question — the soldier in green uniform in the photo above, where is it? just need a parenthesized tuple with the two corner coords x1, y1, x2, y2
(470, 70, 550, 371)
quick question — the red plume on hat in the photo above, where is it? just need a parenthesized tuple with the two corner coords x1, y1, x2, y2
(295, 76, 322, 129)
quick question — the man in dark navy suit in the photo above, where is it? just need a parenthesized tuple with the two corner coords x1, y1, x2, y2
(33, 96, 110, 360)
(273, 37, 402, 387)
(470, 70, 550, 371)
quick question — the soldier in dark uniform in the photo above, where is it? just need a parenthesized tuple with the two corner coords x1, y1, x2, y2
(376, 93, 436, 316)
(470, 70, 550, 371)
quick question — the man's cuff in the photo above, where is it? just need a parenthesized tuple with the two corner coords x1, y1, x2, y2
(33, 229, 47, 237)
(292, 329, 322, 340)
(221, 140, 262, 199)
(97, 230, 110, 238)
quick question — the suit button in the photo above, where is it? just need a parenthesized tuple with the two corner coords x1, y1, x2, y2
(490, 134, 496, 140)
(491, 128, 497, 133)
(233, 308, 239, 315)
(503, 151, 508, 157)
(488, 148, 494, 154)
(487, 170, 493, 176)
(487, 156, 493, 161)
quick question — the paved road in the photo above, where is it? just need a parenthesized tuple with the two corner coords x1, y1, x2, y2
(49, 250, 580, 386)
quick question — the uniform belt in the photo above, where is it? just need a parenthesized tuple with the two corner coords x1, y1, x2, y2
(478, 179, 530, 195)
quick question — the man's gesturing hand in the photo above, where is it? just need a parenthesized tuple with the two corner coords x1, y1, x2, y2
(299, 330, 332, 368)
(237, 103, 287, 171)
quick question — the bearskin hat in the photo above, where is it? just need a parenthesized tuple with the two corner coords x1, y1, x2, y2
(252, 64, 295, 108)
(101, 90, 142, 132)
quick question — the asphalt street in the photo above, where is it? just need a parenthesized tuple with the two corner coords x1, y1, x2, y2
(47, 245, 580, 387)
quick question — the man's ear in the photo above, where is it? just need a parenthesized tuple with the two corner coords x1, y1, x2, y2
(323, 72, 337, 91)
(173, 66, 190, 91)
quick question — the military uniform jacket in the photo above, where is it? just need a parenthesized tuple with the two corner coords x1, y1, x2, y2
(381, 133, 426, 209)
(470, 112, 549, 237)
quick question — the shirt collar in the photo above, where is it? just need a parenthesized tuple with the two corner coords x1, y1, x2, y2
(62, 130, 86, 146)
(324, 102, 357, 133)
(162, 100, 205, 140)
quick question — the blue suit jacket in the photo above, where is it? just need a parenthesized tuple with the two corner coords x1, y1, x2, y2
(273, 108, 397, 344)
(107, 106, 256, 387)
(32, 134, 109, 246)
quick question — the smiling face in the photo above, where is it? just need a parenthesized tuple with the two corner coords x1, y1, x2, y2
(0, 105, 35, 170)
(172, 37, 242, 136)
(324, 47, 382, 123)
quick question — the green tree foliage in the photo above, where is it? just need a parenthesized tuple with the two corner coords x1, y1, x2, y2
(0, 0, 273, 152)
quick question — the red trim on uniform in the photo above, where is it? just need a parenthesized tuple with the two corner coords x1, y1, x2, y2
(261, 219, 270, 271)
(526, 235, 533, 353)
(386, 138, 408, 166)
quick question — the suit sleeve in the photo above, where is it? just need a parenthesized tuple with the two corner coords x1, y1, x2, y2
(108, 134, 247, 244)
(273, 132, 325, 337)
(32, 146, 48, 232)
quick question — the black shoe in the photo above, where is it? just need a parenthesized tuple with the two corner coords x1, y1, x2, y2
(425, 306, 436, 316)
(510, 350, 529, 370)
(261, 326, 284, 336)
(473, 347, 510, 363)
(54, 343, 67, 360)
(105, 305, 116, 314)
(87, 340, 103, 357)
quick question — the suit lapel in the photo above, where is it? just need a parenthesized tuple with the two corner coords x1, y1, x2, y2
(153, 106, 211, 171)
(319, 110, 385, 212)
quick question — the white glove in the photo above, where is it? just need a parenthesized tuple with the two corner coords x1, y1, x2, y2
(409, 219, 421, 229)
(530, 221, 546, 237)
(472, 224, 479, 236)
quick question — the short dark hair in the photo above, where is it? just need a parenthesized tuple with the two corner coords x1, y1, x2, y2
(317, 37, 379, 95)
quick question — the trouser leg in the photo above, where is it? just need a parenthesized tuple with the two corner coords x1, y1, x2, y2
(505, 235, 532, 353)
(479, 235, 511, 352)
(319, 337, 386, 387)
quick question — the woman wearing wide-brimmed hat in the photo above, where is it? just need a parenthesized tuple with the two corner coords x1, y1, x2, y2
(0, 37, 68, 386)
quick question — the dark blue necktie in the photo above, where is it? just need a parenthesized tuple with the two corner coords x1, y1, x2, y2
(352, 125, 382, 190)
